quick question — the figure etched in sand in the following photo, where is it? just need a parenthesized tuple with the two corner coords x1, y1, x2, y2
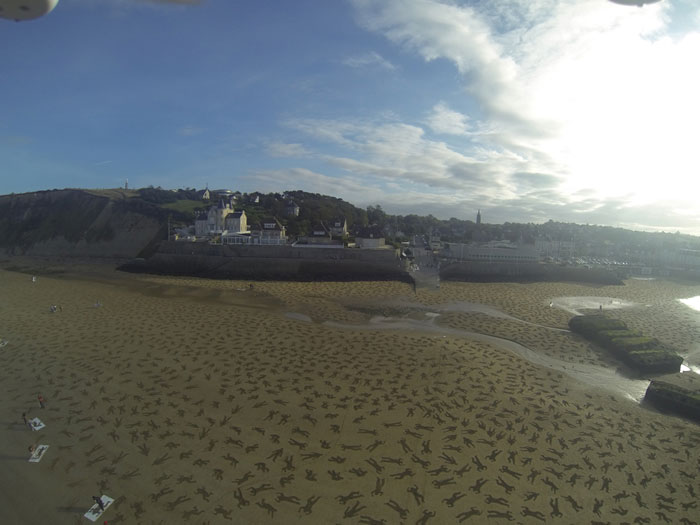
(92, 496, 105, 511)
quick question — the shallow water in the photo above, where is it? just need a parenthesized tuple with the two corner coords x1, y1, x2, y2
(373, 299, 568, 331)
(284, 312, 312, 322)
(550, 296, 639, 316)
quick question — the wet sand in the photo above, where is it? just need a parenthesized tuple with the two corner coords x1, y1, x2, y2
(1, 264, 699, 524)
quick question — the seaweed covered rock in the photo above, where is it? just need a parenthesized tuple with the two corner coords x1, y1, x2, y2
(624, 350, 683, 375)
(568, 315, 627, 339)
(569, 315, 683, 375)
(644, 375, 700, 422)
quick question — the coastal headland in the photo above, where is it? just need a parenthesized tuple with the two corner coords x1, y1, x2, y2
(1, 260, 699, 524)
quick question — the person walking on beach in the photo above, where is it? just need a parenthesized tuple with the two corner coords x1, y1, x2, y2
(38, 394, 46, 409)
(22, 413, 31, 429)
(92, 496, 105, 511)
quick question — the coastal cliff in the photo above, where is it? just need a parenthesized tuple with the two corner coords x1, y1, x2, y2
(0, 189, 174, 259)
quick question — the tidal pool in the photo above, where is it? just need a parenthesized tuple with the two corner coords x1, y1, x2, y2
(550, 296, 639, 316)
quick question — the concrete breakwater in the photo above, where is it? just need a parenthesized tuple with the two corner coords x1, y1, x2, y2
(119, 241, 411, 282)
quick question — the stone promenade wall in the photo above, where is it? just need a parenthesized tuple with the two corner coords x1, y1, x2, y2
(440, 261, 624, 285)
(120, 241, 410, 282)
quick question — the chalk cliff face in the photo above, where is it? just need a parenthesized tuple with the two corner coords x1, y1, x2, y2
(0, 189, 167, 259)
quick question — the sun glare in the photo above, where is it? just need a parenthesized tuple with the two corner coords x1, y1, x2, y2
(526, 5, 700, 205)
(680, 296, 700, 312)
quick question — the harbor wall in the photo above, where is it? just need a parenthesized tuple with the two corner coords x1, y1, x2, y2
(440, 261, 624, 285)
(120, 241, 411, 282)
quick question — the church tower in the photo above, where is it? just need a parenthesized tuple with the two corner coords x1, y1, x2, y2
(476, 209, 481, 225)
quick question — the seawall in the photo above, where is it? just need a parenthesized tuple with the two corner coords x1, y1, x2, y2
(119, 241, 411, 282)
(440, 261, 625, 285)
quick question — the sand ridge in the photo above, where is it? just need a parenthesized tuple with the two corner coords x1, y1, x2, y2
(1, 266, 699, 524)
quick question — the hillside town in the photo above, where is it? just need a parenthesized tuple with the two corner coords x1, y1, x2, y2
(176, 190, 390, 250)
(170, 188, 700, 279)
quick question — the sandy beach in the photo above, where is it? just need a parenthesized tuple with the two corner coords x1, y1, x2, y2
(1, 262, 699, 524)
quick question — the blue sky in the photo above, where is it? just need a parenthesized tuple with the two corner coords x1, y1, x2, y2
(2, 0, 700, 234)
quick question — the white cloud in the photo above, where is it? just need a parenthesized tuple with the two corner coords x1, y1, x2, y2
(351, 0, 522, 122)
(178, 125, 205, 137)
(342, 51, 397, 71)
(346, 0, 700, 232)
(285, 116, 541, 200)
(425, 102, 470, 135)
(265, 142, 311, 158)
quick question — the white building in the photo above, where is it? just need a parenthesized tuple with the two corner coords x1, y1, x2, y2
(223, 217, 287, 245)
(659, 248, 700, 270)
(224, 210, 247, 234)
(194, 199, 237, 237)
(328, 217, 348, 237)
(285, 201, 300, 217)
(254, 218, 287, 245)
(355, 226, 386, 249)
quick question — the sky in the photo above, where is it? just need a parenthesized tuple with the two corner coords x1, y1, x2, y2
(2, 0, 700, 234)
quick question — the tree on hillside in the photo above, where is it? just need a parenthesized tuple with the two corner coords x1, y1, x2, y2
(366, 205, 386, 227)
(397, 214, 440, 237)
(139, 186, 177, 204)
